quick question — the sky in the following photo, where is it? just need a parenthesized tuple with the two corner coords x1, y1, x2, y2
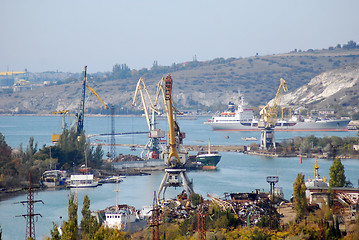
(1, 0, 359, 73)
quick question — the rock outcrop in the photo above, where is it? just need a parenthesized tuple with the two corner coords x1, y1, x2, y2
(282, 64, 359, 110)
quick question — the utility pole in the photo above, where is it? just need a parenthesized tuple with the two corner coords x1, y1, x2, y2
(110, 105, 116, 160)
(16, 173, 43, 240)
(197, 197, 206, 240)
(150, 191, 160, 240)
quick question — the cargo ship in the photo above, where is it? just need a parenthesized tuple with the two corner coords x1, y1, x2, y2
(205, 100, 350, 131)
(195, 139, 221, 170)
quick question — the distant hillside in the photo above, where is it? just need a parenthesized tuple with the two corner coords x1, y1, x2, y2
(0, 48, 359, 115)
(281, 63, 359, 115)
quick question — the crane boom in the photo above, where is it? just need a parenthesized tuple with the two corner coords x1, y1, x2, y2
(164, 75, 181, 166)
(260, 78, 288, 128)
(132, 78, 155, 130)
(157, 74, 194, 201)
(86, 85, 109, 109)
(154, 77, 168, 113)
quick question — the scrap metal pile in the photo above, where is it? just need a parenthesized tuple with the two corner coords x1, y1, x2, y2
(212, 191, 280, 226)
(150, 191, 281, 227)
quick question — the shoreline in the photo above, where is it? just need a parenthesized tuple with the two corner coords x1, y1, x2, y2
(0, 113, 211, 117)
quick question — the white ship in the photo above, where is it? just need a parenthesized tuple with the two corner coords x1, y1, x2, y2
(205, 100, 350, 131)
(100, 180, 146, 232)
(68, 174, 99, 188)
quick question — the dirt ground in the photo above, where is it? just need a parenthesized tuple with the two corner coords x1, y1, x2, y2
(278, 202, 296, 225)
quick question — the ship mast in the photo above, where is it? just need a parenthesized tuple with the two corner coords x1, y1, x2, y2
(208, 138, 211, 154)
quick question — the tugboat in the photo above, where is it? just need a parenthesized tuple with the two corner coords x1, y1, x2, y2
(196, 139, 221, 170)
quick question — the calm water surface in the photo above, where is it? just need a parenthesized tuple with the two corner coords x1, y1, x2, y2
(0, 116, 358, 240)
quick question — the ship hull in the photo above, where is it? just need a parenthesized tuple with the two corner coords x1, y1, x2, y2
(196, 154, 221, 169)
(206, 119, 350, 132)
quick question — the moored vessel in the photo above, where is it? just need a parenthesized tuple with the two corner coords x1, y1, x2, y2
(68, 174, 99, 188)
(205, 100, 350, 131)
(95, 180, 147, 232)
(41, 170, 67, 188)
(195, 139, 221, 170)
(241, 137, 258, 141)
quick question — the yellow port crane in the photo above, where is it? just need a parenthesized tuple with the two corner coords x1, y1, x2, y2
(51, 110, 70, 143)
(157, 74, 193, 202)
(132, 77, 155, 130)
(51, 66, 109, 142)
(164, 75, 181, 167)
(86, 85, 109, 110)
(132, 77, 165, 159)
(259, 78, 288, 150)
(259, 78, 288, 129)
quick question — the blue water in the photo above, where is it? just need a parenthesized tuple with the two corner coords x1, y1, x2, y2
(0, 115, 358, 240)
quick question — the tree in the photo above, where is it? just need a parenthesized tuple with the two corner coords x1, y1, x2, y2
(293, 173, 307, 220)
(329, 158, 346, 188)
(343, 40, 357, 49)
(25, 136, 38, 162)
(81, 195, 99, 239)
(49, 223, 61, 240)
(0, 132, 11, 169)
(62, 193, 78, 240)
(112, 64, 131, 79)
(89, 145, 104, 168)
(56, 129, 89, 169)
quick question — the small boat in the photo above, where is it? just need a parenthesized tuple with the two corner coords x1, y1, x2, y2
(99, 176, 123, 184)
(196, 139, 221, 170)
(68, 174, 99, 188)
(241, 137, 258, 141)
(41, 170, 67, 188)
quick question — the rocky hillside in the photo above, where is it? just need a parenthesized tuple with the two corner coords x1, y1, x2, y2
(281, 64, 359, 113)
(0, 48, 359, 115)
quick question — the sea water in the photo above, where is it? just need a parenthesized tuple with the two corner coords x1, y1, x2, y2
(0, 115, 358, 240)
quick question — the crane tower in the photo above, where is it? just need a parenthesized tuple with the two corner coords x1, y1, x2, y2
(132, 78, 165, 160)
(259, 78, 288, 150)
(157, 74, 194, 201)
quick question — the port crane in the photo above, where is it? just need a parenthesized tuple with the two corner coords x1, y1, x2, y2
(259, 78, 288, 150)
(132, 78, 165, 160)
(157, 74, 194, 201)
(154, 77, 186, 147)
(51, 66, 109, 142)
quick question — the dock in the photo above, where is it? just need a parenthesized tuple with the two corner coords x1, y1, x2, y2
(94, 143, 247, 153)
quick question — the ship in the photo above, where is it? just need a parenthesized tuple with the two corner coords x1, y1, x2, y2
(205, 100, 350, 131)
(195, 139, 221, 170)
(94, 180, 147, 232)
(41, 170, 67, 188)
(68, 174, 99, 188)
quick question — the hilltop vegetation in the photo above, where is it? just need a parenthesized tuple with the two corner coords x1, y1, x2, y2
(0, 41, 359, 115)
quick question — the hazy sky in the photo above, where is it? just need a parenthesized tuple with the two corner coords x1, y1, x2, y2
(1, 0, 359, 73)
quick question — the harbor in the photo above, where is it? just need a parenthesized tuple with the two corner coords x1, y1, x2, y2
(1, 114, 359, 239)
(0, 75, 358, 239)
